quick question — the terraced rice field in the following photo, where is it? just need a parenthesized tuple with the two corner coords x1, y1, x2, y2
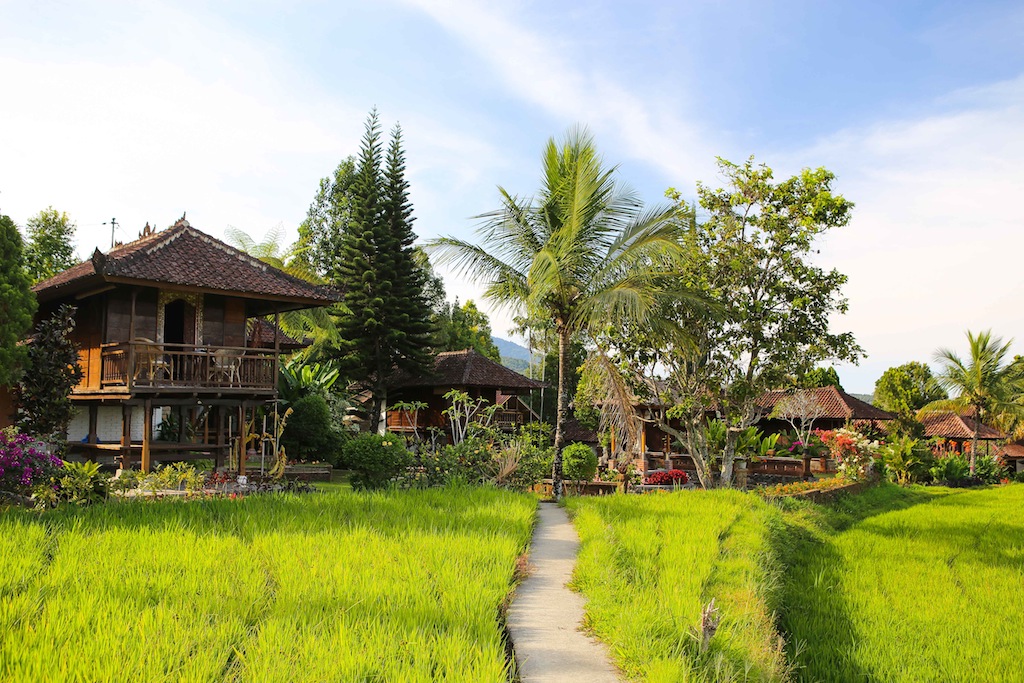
(0, 486, 535, 682)
(567, 490, 790, 682)
(780, 484, 1024, 682)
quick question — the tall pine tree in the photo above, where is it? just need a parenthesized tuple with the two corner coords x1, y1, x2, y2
(333, 110, 432, 430)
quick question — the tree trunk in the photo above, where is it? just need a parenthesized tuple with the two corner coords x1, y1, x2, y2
(552, 325, 570, 499)
(970, 405, 980, 476)
(719, 427, 738, 487)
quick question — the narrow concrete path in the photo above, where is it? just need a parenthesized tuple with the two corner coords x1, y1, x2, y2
(507, 502, 621, 683)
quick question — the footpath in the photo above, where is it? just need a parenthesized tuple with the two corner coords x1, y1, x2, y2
(506, 502, 621, 682)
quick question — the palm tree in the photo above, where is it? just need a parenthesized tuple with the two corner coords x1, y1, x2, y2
(225, 226, 340, 357)
(429, 127, 689, 497)
(922, 330, 1023, 474)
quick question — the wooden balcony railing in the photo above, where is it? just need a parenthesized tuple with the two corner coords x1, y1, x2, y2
(95, 342, 277, 393)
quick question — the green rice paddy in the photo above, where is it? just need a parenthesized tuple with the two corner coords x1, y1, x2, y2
(0, 486, 535, 682)
(566, 490, 790, 682)
(780, 484, 1024, 682)
(568, 484, 1024, 683)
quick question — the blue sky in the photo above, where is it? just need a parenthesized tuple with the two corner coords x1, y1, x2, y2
(2, 0, 1023, 392)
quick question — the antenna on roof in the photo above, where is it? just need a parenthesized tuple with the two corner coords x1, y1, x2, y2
(102, 217, 119, 249)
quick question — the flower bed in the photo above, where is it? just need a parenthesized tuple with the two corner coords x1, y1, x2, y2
(759, 476, 871, 502)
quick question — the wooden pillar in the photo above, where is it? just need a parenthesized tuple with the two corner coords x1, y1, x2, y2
(273, 312, 281, 397)
(237, 403, 247, 475)
(87, 405, 99, 445)
(121, 404, 132, 470)
(177, 405, 186, 444)
(141, 399, 153, 473)
(214, 406, 225, 470)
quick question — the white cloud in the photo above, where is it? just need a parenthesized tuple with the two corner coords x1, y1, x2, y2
(782, 75, 1024, 391)
(398, 0, 719, 186)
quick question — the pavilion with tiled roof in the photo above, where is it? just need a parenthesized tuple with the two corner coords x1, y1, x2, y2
(920, 411, 1004, 441)
(756, 385, 896, 434)
(386, 349, 545, 436)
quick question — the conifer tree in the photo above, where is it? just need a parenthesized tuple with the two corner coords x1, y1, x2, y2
(332, 110, 432, 430)
(381, 124, 433, 372)
(0, 214, 37, 387)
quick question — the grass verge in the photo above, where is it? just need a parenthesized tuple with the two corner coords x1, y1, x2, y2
(0, 485, 535, 682)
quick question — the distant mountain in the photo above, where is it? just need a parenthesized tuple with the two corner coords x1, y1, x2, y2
(851, 393, 875, 405)
(492, 336, 535, 362)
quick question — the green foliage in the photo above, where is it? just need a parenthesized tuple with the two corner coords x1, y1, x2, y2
(567, 491, 791, 681)
(280, 394, 345, 465)
(56, 460, 109, 505)
(798, 365, 843, 390)
(929, 453, 971, 483)
(15, 305, 83, 449)
(0, 214, 37, 387)
(0, 486, 535, 681)
(561, 442, 597, 482)
(432, 299, 501, 361)
(877, 435, 934, 485)
(295, 156, 357, 280)
(277, 358, 340, 406)
(972, 453, 1004, 484)
(332, 111, 433, 428)
(23, 207, 77, 284)
(343, 432, 412, 490)
(874, 361, 946, 424)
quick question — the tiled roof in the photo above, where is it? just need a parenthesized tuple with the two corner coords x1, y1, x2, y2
(33, 220, 339, 305)
(920, 412, 1005, 441)
(564, 416, 599, 444)
(995, 443, 1024, 459)
(759, 386, 896, 422)
(392, 349, 546, 391)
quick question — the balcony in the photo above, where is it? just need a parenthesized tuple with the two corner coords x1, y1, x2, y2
(94, 341, 277, 394)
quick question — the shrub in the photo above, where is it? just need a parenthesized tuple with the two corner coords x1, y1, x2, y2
(930, 454, 970, 483)
(878, 436, 934, 485)
(644, 469, 689, 486)
(816, 428, 879, 480)
(973, 454, 1004, 485)
(280, 394, 345, 465)
(56, 460, 109, 505)
(343, 433, 412, 491)
(0, 427, 63, 499)
(562, 442, 597, 483)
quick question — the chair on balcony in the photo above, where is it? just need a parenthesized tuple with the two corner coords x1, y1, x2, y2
(209, 349, 243, 386)
(132, 338, 171, 383)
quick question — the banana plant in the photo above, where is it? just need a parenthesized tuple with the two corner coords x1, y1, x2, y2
(277, 358, 340, 406)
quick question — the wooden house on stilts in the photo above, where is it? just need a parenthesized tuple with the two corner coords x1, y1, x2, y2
(6, 217, 339, 472)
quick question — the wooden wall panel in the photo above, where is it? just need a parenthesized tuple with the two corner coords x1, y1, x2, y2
(204, 295, 225, 347)
(224, 298, 246, 347)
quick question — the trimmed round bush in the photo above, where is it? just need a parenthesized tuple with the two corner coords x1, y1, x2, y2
(562, 442, 597, 482)
(343, 433, 412, 490)
(280, 394, 345, 465)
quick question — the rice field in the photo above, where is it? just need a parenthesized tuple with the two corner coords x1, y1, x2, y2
(780, 484, 1024, 682)
(566, 490, 790, 682)
(0, 486, 535, 682)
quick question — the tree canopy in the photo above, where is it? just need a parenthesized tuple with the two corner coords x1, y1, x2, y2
(433, 299, 501, 361)
(923, 330, 1022, 473)
(622, 157, 861, 488)
(874, 361, 946, 434)
(0, 214, 37, 387)
(23, 207, 77, 283)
